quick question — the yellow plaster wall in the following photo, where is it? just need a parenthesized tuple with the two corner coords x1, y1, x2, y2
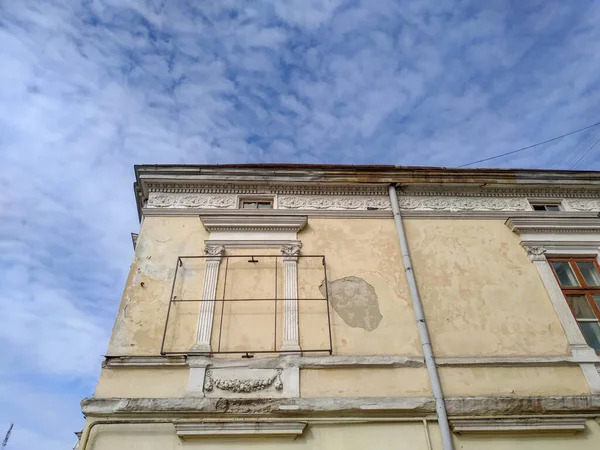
(106, 216, 210, 356)
(429, 420, 600, 450)
(84, 420, 600, 450)
(94, 368, 189, 398)
(300, 368, 432, 397)
(299, 218, 421, 356)
(404, 219, 570, 357)
(86, 422, 431, 450)
(439, 366, 590, 396)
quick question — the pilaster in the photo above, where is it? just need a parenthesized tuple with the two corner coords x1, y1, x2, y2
(281, 244, 301, 352)
(189, 245, 224, 353)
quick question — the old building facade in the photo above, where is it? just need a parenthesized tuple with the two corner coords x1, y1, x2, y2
(79, 165, 600, 449)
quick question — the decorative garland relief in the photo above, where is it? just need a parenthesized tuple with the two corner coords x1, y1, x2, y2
(204, 369, 283, 393)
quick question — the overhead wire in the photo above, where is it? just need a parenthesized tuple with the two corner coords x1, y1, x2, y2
(559, 126, 600, 169)
(568, 134, 600, 169)
(458, 121, 600, 168)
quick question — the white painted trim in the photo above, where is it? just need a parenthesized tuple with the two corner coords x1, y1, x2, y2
(508, 216, 600, 393)
(281, 245, 301, 352)
(200, 215, 307, 233)
(189, 245, 224, 353)
(205, 239, 301, 249)
(451, 417, 586, 434)
(175, 421, 306, 439)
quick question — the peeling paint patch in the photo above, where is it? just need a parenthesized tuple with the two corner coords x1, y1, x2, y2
(320, 276, 382, 331)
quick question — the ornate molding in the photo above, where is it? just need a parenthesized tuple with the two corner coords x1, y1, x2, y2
(563, 199, 600, 211)
(401, 185, 600, 199)
(147, 183, 388, 196)
(399, 196, 530, 212)
(506, 217, 600, 234)
(524, 245, 547, 261)
(201, 215, 307, 233)
(203, 369, 283, 393)
(279, 195, 391, 210)
(147, 192, 236, 208)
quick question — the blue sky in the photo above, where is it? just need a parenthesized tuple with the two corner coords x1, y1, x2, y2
(1, 1, 600, 448)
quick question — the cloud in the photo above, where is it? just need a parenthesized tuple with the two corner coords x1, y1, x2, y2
(2, 1, 600, 448)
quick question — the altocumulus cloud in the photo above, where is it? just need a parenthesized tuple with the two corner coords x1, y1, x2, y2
(1, 1, 600, 448)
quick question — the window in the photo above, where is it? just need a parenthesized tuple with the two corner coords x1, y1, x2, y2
(549, 257, 600, 351)
(531, 203, 561, 211)
(240, 199, 273, 209)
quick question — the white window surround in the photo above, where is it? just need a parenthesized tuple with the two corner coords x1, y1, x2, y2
(527, 198, 564, 211)
(189, 215, 308, 354)
(506, 216, 600, 393)
(237, 194, 277, 209)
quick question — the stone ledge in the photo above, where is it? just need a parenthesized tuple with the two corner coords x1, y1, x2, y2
(82, 395, 600, 418)
(175, 421, 306, 439)
(103, 354, 600, 369)
(451, 417, 587, 434)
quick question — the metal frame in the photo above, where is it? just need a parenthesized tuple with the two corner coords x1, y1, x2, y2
(160, 254, 332, 356)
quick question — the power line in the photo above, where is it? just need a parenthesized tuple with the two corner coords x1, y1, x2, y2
(458, 121, 600, 168)
(569, 136, 600, 169)
(560, 126, 600, 169)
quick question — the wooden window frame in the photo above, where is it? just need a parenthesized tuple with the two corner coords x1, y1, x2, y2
(548, 257, 600, 352)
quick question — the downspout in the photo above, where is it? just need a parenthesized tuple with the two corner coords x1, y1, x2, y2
(388, 184, 454, 450)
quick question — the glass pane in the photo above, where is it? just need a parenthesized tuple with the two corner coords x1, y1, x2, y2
(593, 294, 600, 310)
(577, 261, 600, 286)
(242, 202, 257, 209)
(551, 261, 580, 286)
(532, 204, 546, 211)
(566, 295, 596, 319)
(579, 322, 600, 351)
(546, 205, 560, 211)
(257, 202, 272, 209)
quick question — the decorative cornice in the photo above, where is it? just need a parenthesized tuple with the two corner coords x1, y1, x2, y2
(506, 217, 600, 234)
(563, 199, 600, 211)
(399, 196, 530, 212)
(175, 421, 306, 439)
(279, 195, 391, 210)
(200, 215, 307, 233)
(204, 369, 283, 393)
(451, 417, 587, 434)
(147, 183, 388, 196)
(401, 185, 600, 199)
(148, 192, 236, 208)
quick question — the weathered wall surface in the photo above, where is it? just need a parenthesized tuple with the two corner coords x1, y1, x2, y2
(106, 216, 210, 356)
(405, 219, 570, 357)
(85, 420, 600, 450)
(94, 368, 189, 398)
(300, 218, 420, 356)
(300, 368, 432, 397)
(86, 422, 431, 450)
(439, 366, 589, 396)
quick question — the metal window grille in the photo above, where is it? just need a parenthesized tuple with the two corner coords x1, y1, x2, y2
(160, 254, 332, 356)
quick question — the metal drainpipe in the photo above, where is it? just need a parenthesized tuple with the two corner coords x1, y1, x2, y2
(388, 184, 454, 450)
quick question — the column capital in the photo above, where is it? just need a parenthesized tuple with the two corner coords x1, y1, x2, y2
(204, 245, 225, 261)
(523, 245, 547, 262)
(281, 244, 301, 261)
